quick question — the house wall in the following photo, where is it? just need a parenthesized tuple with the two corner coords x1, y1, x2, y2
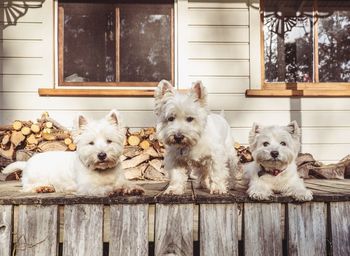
(0, 0, 349, 162)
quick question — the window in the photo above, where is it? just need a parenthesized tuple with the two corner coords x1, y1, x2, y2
(58, 0, 174, 87)
(258, 0, 350, 93)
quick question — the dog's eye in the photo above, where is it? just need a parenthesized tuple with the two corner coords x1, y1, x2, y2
(167, 116, 175, 122)
(263, 142, 269, 147)
(106, 139, 112, 144)
(280, 141, 287, 146)
(89, 142, 94, 145)
(186, 117, 194, 122)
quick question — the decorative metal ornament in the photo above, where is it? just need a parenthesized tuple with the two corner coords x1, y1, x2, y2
(1, 0, 45, 28)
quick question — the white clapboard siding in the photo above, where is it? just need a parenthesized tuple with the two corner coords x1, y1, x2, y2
(188, 77, 249, 93)
(0, 58, 43, 74)
(188, 1, 249, 9)
(0, 75, 44, 92)
(0, 40, 44, 58)
(188, 43, 249, 59)
(188, 9, 249, 25)
(0, 4, 46, 22)
(188, 26, 249, 42)
(0, 23, 44, 40)
(189, 60, 249, 76)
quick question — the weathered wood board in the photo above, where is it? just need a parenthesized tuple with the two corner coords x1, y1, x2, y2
(109, 204, 148, 256)
(0, 205, 12, 256)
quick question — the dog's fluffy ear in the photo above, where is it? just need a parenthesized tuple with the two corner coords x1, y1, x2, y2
(154, 80, 174, 100)
(191, 80, 207, 106)
(286, 121, 301, 139)
(106, 109, 119, 125)
(78, 115, 88, 129)
(248, 123, 261, 149)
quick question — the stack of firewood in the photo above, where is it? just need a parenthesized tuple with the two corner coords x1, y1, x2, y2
(122, 128, 166, 181)
(0, 113, 75, 167)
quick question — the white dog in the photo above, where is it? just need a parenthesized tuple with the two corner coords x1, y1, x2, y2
(2, 110, 144, 196)
(154, 80, 238, 195)
(243, 121, 312, 201)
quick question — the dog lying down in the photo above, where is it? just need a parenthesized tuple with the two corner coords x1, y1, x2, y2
(2, 110, 144, 196)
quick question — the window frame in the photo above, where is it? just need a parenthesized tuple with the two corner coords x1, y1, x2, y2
(57, 2, 174, 87)
(249, 0, 350, 96)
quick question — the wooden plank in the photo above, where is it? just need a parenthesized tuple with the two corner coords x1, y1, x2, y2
(188, 26, 249, 42)
(246, 89, 350, 97)
(188, 1, 248, 9)
(188, 43, 249, 59)
(189, 60, 249, 76)
(16, 205, 58, 256)
(329, 202, 350, 256)
(200, 204, 238, 256)
(287, 202, 326, 256)
(0, 58, 43, 75)
(63, 204, 103, 256)
(0, 23, 44, 40)
(38, 89, 155, 97)
(155, 204, 193, 255)
(188, 9, 249, 25)
(0, 40, 44, 58)
(109, 204, 148, 256)
(0, 205, 12, 256)
(244, 203, 282, 256)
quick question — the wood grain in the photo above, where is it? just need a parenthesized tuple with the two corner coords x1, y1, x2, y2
(38, 88, 155, 97)
(287, 202, 326, 256)
(109, 204, 148, 256)
(16, 205, 58, 256)
(329, 202, 350, 256)
(0, 205, 12, 256)
(155, 204, 193, 256)
(200, 204, 238, 256)
(63, 204, 103, 256)
(246, 89, 350, 97)
(244, 203, 282, 256)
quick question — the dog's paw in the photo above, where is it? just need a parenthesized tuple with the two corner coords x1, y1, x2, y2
(35, 185, 55, 193)
(209, 183, 228, 195)
(109, 185, 144, 196)
(163, 185, 185, 195)
(292, 189, 313, 202)
(248, 186, 273, 200)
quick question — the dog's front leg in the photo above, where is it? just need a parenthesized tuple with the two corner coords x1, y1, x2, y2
(163, 156, 188, 195)
(208, 158, 229, 194)
(283, 177, 313, 201)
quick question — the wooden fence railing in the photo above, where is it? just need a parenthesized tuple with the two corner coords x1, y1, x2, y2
(0, 180, 349, 256)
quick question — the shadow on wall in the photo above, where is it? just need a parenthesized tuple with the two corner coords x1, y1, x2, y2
(0, 0, 45, 29)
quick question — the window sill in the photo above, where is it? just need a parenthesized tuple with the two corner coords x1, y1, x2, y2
(246, 89, 350, 97)
(38, 88, 155, 97)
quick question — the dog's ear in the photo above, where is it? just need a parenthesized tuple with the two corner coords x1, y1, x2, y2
(248, 123, 260, 148)
(78, 115, 88, 129)
(154, 80, 174, 99)
(286, 120, 301, 139)
(191, 80, 207, 106)
(106, 109, 119, 125)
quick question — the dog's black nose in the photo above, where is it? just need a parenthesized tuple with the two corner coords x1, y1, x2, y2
(98, 152, 107, 161)
(174, 134, 184, 143)
(270, 151, 279, 158)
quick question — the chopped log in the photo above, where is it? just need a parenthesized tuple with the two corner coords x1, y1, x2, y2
(0, 125, 13, 131)
(10, 131, 26, 147)
(309, 165, 345, 179)
(20, 126, 31, 136)
(144, 165, 167, 181)
(64, 138, 73, 146)
(25, 143, 37, 151)
(297, 153, 316, 166)
(0, 144, 14, 160)
(68, 143, 77, 151)
(124, 163, 148, 180)
(144, 146, 163, 158)
(45, 121, 53, 129)
(26, 134, 39, 145)
(30, 123, 41, 133)
(0, 156, 13, 169)
(12, 120, 23, 131)
(38, 115, 69, 132)
(42, 131, 70, 141)
(16, 149, 35, 161)
(149, 159, 163, 172)
(1, 134, 10, 145)
(144, 127, 156, 136)
(122, 153, 150, 169)
(139, 140, 150, 150)
(123, 146, 142, 158)
(127, 135, 140, 146)
(38, 141, 68, 152)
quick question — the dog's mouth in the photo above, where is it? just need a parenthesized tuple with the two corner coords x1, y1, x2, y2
(260, 160, 288, 171)
(93, 160, 117, 171)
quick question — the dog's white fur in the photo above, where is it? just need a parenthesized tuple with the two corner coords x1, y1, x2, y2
(2, 110, 143, 196)
(243, 121, 312, 201)
(154, 80, 238, 195)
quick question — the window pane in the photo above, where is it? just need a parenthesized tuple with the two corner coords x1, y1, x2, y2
(120, 6, 172, 82)
(62, 4, 116, 82)
(318, 0, 350, 82)
(264, 0, 314, 83)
